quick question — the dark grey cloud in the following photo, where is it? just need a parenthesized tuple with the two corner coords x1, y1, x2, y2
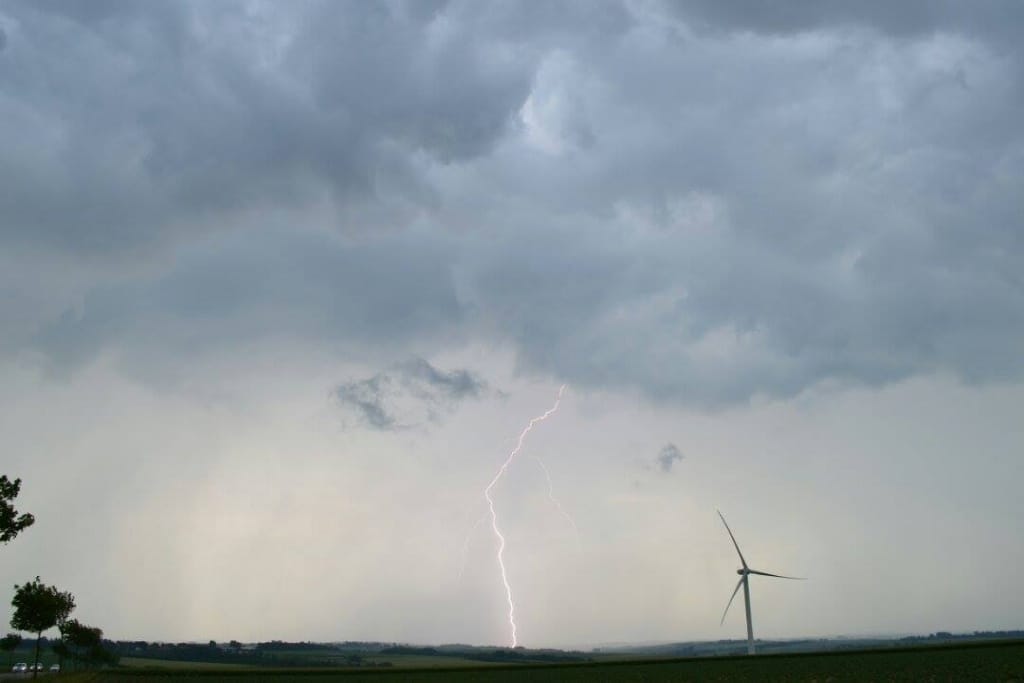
(1, 1, 1022, 407)
(398, 357, 493, 404)
(334, 358, 493, 431)
(334, 373, 397, 431)
(665, 0, 1024, 43)
(29, 227, 465, 377)
(0, 0, 536, 253)
(448, 6, 1024, 404)
(656, 443, 684, 473)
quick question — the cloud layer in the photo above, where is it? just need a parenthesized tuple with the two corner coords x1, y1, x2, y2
(1, 0, 1022, 407)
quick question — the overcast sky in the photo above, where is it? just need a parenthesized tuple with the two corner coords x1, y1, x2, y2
(1, 0, 1022, 648)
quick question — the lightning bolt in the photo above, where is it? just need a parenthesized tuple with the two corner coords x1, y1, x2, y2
(459, 455, 579, 584)
(483, 384, 566, 647)
(532, 455, 580, 547)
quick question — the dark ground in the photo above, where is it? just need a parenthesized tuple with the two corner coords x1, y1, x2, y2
(54, 639, 1024, 683)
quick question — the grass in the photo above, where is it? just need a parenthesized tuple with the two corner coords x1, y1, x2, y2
(249, 651, 493, 668)
(118, 658, 261, 670)
(68, 639, 1024, 682)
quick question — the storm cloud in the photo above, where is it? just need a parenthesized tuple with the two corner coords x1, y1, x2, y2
(1, 0, 1022, 406)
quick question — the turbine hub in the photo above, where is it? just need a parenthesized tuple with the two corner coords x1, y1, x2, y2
(737, 569, 747, 575)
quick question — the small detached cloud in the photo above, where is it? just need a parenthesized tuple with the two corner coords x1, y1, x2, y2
(334, 358, 495, 431)
(656, 443, 684, 474)
(333, 374, 397, 431)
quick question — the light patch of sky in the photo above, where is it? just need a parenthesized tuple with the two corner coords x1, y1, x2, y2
(2, 347, 1021, 646)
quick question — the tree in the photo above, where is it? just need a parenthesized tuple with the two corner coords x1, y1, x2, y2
(51, 641, 70, 670)
(63, 619, 103, 670)
(87, 640, 118, 668)
(1, 632, 22, 668)
(59, 619, 80, 670)
(1, 476, 35, 544)
(10, 577, 75, 678)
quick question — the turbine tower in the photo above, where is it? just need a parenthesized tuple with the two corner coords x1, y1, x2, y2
(718, 510, 804, 655)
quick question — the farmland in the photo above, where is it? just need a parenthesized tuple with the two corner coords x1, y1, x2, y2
(65, 639, 1024, 682)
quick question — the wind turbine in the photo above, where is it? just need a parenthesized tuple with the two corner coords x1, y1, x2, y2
(718, 510, 804, 655)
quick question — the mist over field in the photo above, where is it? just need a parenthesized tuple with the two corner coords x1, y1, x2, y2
(1, 0, 1022, 648)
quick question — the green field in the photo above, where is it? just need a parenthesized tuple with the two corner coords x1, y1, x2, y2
(248, 651, 499, 668)
(65, 640, 1024, 682)
(115, 653, 504, 670)
(117, 658, 261, 670)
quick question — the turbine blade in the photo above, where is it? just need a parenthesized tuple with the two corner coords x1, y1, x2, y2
(717, 510, 748, 569)
(720, 576, 745, 626)
(747, 569, 805, 580)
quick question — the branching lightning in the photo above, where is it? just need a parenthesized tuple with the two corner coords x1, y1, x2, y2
(532, 455, 580, 547)
(483, 384, 566, 647)
(459, 453, 578, 587)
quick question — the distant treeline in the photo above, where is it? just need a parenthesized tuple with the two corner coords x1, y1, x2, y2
(900, 630, 1024, 643)
(110, 641, 340, 667)
(8, 636, 119, 653)
(248, 641, 336, 652)
(109, 640, 590, 668)
(380, 645, 588, 663)
(596, 631, 1024, 659)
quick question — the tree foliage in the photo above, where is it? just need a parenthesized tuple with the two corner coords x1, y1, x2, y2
(1, 632, 22, 667)
(58, 618, 118, 667)
(63, 618, 104, 668)
(10, 577, 75, 677)
(51, 640, 69, 666)
(11, 577, 75, 634)
(0, 476, 35, 544)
